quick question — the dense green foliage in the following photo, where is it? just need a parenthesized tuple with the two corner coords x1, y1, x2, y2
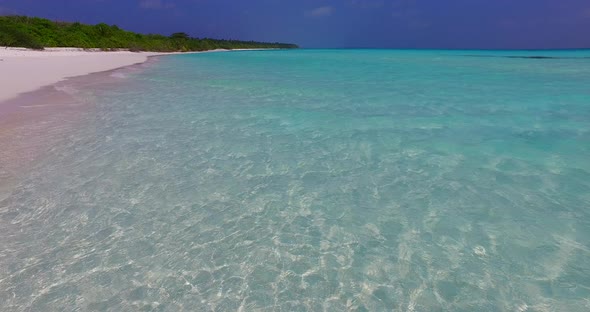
(0, 16, 298, 51)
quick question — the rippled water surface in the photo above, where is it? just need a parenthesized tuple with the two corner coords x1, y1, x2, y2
(1, 50, 590, 311)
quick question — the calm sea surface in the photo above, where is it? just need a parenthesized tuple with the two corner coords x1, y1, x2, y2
(1, 49, 590, 311)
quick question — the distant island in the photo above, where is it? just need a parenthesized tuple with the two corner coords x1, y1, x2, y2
(0, 16, 299, 51)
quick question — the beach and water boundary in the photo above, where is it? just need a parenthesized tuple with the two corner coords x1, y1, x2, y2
(0, 49, 170, 200)
(0, 48, 271, 196)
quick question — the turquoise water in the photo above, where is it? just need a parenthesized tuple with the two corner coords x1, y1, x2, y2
(1, 49, 590, 311)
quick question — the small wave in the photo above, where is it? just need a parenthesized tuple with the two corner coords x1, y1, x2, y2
(19, 104, 52, 108)
(53, 85, 80, 95)
(110, 72, 128, 79)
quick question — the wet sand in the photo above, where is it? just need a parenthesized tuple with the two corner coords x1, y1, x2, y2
(0, 48, 171, 103)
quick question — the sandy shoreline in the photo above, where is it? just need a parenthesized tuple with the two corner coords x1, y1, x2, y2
(0, 47, 247, 103)
(0, 48, 169, 103)
(0, 47, 271, 195)
(0, 47, 182, 200)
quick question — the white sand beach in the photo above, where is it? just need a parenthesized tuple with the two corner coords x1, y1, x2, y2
(0, 47, 173, 103)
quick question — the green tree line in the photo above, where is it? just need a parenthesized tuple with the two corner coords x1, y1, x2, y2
(0, 16, 298, 51)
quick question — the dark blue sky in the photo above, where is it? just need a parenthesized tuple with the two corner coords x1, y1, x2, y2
(1, 0, 589, 49)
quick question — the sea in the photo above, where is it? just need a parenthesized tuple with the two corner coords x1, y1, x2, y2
(1, 49, 589, 311)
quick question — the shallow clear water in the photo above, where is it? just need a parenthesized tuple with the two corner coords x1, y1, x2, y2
(1, 49, 590, 311)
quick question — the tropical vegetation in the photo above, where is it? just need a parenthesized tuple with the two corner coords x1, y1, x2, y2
(0, 15, 298, 51)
